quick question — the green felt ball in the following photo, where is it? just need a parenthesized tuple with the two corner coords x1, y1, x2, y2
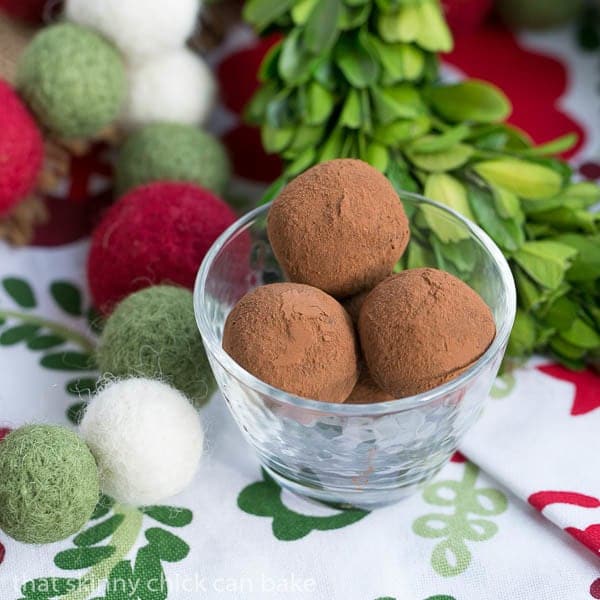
(17, 23, 126, 139)
(0, 425, 100, 544)
(96, 285, 216, 406)
(115, 123, 231, 195)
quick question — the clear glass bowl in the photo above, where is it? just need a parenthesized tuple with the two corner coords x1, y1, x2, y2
(194, 192, 516, 509)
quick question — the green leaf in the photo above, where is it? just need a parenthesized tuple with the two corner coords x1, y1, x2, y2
(409, 125, 470, 153)
(507, 310, 537, 357)
(427, 80, 511, 123)
(305, 81, 334, 125)
(335, 31, 379, 88)
(243, 0, 296, 31)
(66, 377, 98, 396)
(91, 495, 115, 520)
(74, 515, 125, 547)
(87, 306, 104, 335)
(303, 0, 341, 54)
(542, 296, 579, 331)
(386, 160, 419, 194)
(261, 125, 294, 153)
(145, 528, 190, 562)
(49, 281, 82, 316)
(285, 147, 317, 177)
(339, 89, 362, 129)
(2, 277, 36, 308)
(377, 4, 419, 43)
(291, 0, 319, 24)
(371, 84, 425, 123)
(422, 174, 471, 243)
(514, 267, 543, 311)
(373, 116, 430, 145)
(549, 335, 587, 361)
(106, 560, 135, 600)
(40, 352, 94, 371)
(513, 241, 578, 290)
(338, 2, 371, 29)
(364, 141, 389, 172)
(519, 133, 578, 157)
(556, 234, 600, 282)
(424, 173, 474, 221)
(54, 546, 115, 570)
(414, 0, 453, 52)
(406, 142, 474, 172)
(27, 335, 65, 350)
(560, 318, 600, 349)
(134, 546, 167, 600)
(492, 186, 523, 221)
(141, 506, 193, 527)
(0, 324, 40, 346)
(66, 402, 87, 426)
(474, 159, 563, 199)
(278, 29, 315, 84)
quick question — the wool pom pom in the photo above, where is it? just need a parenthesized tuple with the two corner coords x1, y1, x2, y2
(121, 48, 216, 130)
(0, 80, 43, 216)
(64, 0, 199, 62)
(96, 285, 215, 404)
(115, 123, 230, 195)
(0, 425, 100, 544)
(80, 378, 204, 506)
(17, 23, 126, 139)
(87, 181, 236, 313)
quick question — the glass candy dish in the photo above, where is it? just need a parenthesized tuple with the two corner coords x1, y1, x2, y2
(194, 192, 516, 509)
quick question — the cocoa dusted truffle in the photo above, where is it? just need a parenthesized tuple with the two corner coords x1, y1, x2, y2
(223, 283, 359, 403)
(358, 268, 496, 397)
(345, 367, 394, 405)
(267, 159, 410, 298)
(342, 290, 370, 325)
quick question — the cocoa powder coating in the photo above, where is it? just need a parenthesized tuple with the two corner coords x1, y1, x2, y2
(223, 283, 359, 403)
(358, 268, 496, 397)
(267, 159, 410, 298)
(344, 366, 394, 404)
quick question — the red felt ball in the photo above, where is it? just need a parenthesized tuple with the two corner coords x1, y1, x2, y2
(0, 0, 48, 23)
(87, 182, 237, 314)
(0, 80, 44, 216)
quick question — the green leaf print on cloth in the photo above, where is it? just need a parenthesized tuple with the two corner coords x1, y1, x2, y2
(413, 462, 507, 577)
(0, 277, 101, 423)
(238, 469, 369, 541)
(19, 495, 193, 600)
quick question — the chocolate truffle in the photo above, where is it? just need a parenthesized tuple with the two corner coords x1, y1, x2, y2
(267, 159, 409, 298)
(223, 283, 359, 403)
(342, 290, 370, 325)
(358, 268, 496, 397)
(345, 367, 394, 405)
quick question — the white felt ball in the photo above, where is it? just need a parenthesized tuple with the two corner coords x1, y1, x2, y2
(121, 49, 216, 130)
(64, 0, 200, 61)
(79, 378, 204, 506)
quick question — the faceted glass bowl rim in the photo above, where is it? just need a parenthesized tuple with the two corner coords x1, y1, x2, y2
(194, 191, 516, 416)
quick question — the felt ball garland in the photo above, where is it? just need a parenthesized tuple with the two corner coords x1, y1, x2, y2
(64, 0, 199, 62)
(115, 123, 231, 195)
(79, 378, 204, 506)
(16, 23, 126, 139)
(0, 425, 100, 544)
(0, 79, 43, 216)
(96, 286, 216, 404)
(121, 48, 216, 130)
(87, 181, 236, 314)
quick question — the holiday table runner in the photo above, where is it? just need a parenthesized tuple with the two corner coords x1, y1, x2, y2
(1, 22, 599, 600)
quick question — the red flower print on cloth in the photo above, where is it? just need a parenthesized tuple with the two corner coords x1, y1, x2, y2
(536, 364, 600, 416)
(445, 25, 586, 158)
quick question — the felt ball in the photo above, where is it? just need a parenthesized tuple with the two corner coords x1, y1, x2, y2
(64, 0, 199, 62)
(0, 80, 44, 216)
(17, 23, 126, 139)
(121, 48, 216, 130)
(88, 181, 236, 313)
(79, 378, 204, 506)
(96, 285, 215, 404)
(0, 425, 100, 544)
(115, 123, 230, 195)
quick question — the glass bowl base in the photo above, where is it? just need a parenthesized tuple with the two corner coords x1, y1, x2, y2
(262, 462, 446, 511)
